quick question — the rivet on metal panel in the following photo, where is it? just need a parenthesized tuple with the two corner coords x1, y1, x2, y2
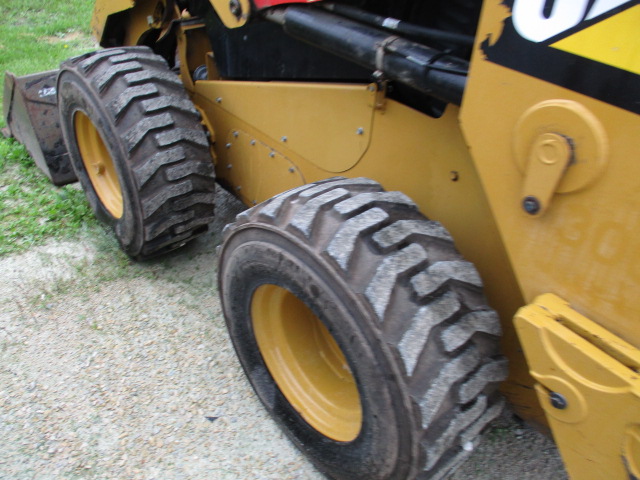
(225, 143, 232, 149)
(356, 127, 364, 135)
(216, 97, 223, 103)
(269, 152, 276, 158)
(281, 136, 288, 142)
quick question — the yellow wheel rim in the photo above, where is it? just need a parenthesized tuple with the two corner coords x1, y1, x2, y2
(74, 111, 123, 218)
(252, 284, 363, 442)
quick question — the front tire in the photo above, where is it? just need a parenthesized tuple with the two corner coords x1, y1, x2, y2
(218, 177, 507, 479)
(57, 47, 216, 259)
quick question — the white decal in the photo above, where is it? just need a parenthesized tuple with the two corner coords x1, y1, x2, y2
(586, 0, 632, 20)
(512, 0, 589, 42)
(38, 87, 57, 98)
(512, 0, 635, 43)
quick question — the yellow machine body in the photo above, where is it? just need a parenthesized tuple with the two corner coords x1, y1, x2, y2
(461, 2, 640, 347)
(515, 294, 640, 480)
(90, 0, 640, 476)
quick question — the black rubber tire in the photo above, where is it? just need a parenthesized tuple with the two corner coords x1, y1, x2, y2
(218, 177, 508, 480)
(57, 46, 216, 259)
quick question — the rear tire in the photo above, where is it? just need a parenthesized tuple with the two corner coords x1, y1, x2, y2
(57, 46, 216, 259)
(218, 177, 507, 480)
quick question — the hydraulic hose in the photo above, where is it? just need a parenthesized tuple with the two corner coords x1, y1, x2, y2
(264, 6, 468, 106)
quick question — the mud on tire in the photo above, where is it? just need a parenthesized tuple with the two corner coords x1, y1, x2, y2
(218, 177, 508, 480)
(57, 46, 216, 259)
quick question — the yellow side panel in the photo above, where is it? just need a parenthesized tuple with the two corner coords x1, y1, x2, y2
(195, 81, 375, 173)
(515, 294, 640, 479)
(552, 5, 640, 75)
(222, 130, 305, 205)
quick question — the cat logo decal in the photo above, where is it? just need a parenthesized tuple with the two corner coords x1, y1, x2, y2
(482, 0, 640, 114)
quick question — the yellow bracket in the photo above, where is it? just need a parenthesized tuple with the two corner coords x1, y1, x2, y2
(512, 100, 608, 217)
(520, 133, 573, 216)
(514, 294, 640, 479)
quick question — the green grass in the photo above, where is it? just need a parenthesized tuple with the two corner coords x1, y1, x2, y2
(0, 0, 99, 255)
(0, 0, 96, 85)
(0, 139, 100, 255)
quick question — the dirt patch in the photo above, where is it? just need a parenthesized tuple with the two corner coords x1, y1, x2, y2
(40, 31, 96, 47)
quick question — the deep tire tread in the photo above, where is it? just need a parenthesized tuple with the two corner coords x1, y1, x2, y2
(60, 47, 215, 258)
(222, 177, 506, 479)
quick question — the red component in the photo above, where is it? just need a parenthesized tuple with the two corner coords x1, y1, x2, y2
(253, 0, 324, 9)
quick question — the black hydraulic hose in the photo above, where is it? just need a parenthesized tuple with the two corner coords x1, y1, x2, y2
(264, 7, 468, 106)
(323, 3, 475, 48)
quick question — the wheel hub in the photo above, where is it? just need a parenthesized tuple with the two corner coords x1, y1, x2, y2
(74, 111, 123, 218)
(251, 284, 363, 442)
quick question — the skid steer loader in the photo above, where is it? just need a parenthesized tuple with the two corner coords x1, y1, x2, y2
(4, 0, 639, 478)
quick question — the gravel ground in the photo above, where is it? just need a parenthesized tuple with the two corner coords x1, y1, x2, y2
(0, 189, 568, 480)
